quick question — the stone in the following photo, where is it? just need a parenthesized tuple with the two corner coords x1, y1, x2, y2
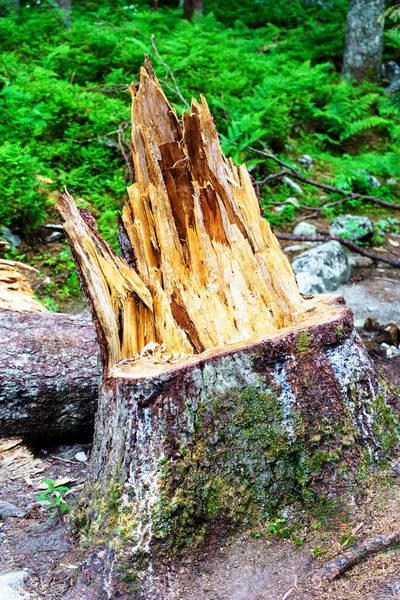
(285, 197, 300, 207)
(368, 174, 380, 188)
(292, 240, 351, 294)
(282, 176, 304, 195)
(0, 501, 26, 518)
(74, 451, 88, 462)
(298, 154, 313, 169)
(293, 222, 317, 237)
(0, 226, 21, 248)
(46, 231, 64, 242)
(0, 571, 31, 600)
(382, 61, 400, 93)
(329, 214, 373, 241)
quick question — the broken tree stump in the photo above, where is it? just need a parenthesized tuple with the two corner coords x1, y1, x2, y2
(0, 310, 99, 441)
(58, 60, 400, 600)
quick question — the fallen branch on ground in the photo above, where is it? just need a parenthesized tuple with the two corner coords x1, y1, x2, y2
(277, 232, 400, 268)
(311, 531, 400, 586)
(249, 145, 400, 211)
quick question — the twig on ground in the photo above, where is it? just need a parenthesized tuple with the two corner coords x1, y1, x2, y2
(276, 232, 400, 268)
(250, 145, 400, 211)
(150, 35, 190, 109)
(310, 531, 400, 586)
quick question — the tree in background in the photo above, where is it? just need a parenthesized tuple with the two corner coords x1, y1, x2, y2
(342, 0, 385, 82)
(183, 0, 203, 20)
(53, 0, 71, 28)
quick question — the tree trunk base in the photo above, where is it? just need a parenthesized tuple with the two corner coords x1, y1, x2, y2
(66, 296, 400, 600)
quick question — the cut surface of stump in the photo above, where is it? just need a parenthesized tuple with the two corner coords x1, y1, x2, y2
(58, 61, 400, 600)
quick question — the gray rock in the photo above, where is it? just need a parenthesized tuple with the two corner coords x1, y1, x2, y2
(46, 231, 64, 242)
(382, 61, 400, 93)
(292, 240, 351, 294)
(293, 222, 317, 237)
(0, 571, 31, 600)
(0, 501, 25, 518)
(368, 174, 380, 188)
(0, 226, 21, 248)
(285, 197, 300, 207)
(74, 451, 88, 462)
(298, 154, 313, 169)
(282, 176, 304, 195)
(329, 214, 373, 241)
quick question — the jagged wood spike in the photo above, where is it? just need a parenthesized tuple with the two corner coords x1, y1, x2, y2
(58, 62, 319, 372)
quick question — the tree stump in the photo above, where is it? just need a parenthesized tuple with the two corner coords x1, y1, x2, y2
(58, 60, 400, 599)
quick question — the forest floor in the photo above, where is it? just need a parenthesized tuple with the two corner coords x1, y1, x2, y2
(0, 344, 399, 600)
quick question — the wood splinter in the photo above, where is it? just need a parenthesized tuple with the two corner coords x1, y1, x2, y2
(56, 58, 334, 374)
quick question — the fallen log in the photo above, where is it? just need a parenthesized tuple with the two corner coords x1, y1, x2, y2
(0, 310, 99, 441)
(311, 531, 400, 586)
(60, 59, 400, 600)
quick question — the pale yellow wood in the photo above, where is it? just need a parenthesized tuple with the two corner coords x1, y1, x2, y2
(57, 60, 320, 371)
(0, 259, 47, 313)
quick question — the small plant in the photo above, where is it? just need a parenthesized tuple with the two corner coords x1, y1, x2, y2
(37, 478, 70, 521)
(311, 544, 325, 558)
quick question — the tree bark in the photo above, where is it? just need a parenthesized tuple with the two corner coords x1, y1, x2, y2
(342, 0, 385, 82)
(53, 0, 71, 28)
(183, 0, 203, 20)
(0, 311, 99, 441)
(58, 60, 400, 599)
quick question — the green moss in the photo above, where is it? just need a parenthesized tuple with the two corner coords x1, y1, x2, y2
(297, 331, 314, 353)
(371, 390, 400, 454)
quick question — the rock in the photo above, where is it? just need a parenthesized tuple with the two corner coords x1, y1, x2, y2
(348, 251, 373, 268)
(74, 451, 88, 462)
(292, 240, 351, 294)
(329, 214, 373, 241)
(387, 178, 397, 185)
(381, 343, 400, 359)
(285, 197, 300, 207)
(298, 154, 313, 169)
(0, 571, 31, 600)
(282, 176, 304, 195)
(382, 61, 400, 93)
(368, 174, 380, 188)
(0, 226, 21, 248)
(293, 222, 317, 237)
(0, 501, 26, 519)
(46, 231, 64, 242)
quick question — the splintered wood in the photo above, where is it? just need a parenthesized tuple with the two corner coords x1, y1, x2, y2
(0, 259, 47, 313)
(57, 59, 313, 371)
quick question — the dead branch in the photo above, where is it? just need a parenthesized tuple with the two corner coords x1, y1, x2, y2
(250, 146, 400, 211)
(311, 531, 400, 586)
(277, 232, 400, 268)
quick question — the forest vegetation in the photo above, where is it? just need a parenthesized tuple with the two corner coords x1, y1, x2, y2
(1, 0, 400, 309)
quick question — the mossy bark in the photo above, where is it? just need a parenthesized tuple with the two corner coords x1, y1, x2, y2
(66, 300, 400, 600)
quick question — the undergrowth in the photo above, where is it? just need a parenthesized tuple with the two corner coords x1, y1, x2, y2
(1, 0, 400, 306)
